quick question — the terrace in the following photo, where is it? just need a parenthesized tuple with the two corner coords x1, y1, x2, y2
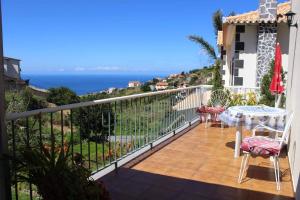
(4, 85, 295, 200)
(101, 124, 294, 200)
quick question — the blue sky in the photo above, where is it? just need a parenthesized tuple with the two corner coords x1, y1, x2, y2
(2, 0, 286, 75)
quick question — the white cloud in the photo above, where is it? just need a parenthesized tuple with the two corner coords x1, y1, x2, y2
(73, 66, 123, 72)
(92, 66, 122, 71)
(74, 67, 86, 71)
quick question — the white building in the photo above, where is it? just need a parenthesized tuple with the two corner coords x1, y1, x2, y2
(286, 0, 300, 196)
(128, 81, 141, 88)
(218, 1, 290, 87)
(3, 57, 27, 90)
(106, 87, 116, 94)
(155, 82, 168, 90)
(4, 57, 21, 79)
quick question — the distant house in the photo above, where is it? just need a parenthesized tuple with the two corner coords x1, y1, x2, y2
(106, 87, 116, 94)
(155, 82, 168, 90)
(3, 57, 28, 90)
(218, 1, 290, 87)
(128, 81, 141, 88)
(149, 85, 156, 91)
(168, 74, 179, 79)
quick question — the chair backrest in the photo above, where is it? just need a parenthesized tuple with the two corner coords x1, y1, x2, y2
(279, 112, 294, 149)
(275, 94, 282, 108)
(209, 89, 230, 108)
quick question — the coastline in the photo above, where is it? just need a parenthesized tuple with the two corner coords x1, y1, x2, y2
(22, 73, 164, 95)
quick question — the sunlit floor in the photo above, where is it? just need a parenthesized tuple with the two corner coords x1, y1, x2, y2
(100, 123, 294, 200)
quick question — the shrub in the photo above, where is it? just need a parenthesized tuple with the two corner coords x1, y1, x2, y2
(47, 87, 79, 106)
(229, 93, 245, 106)
(73, 94, 114, 141)
(259, 61, 286, 107)
(5, 88, 47, 113)
(246, 92, 258, 105)
(141, 83, 151, 92)
(212, 60, 223, 91)
(15, 145, 111, 200)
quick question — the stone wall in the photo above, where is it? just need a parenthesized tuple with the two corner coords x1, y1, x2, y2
(259, 0, 277, 22)
(256, 23, 277, 86)
(256, 0, 278, 87)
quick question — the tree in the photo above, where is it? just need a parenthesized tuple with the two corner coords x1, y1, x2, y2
(73, 94, 114, 141)
(188, 10, 224, 91)
(47, 87, 79, 106)
(141, 82, 151, 92)
(259, 61, 286, 107)
(212, 9, 223, 38)
(212, 60, 224, 91)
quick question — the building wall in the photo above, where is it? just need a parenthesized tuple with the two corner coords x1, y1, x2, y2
(239, 25, 258, 88)
(222, 23, 289, 88)
(222, 54, 231, 87)
(4, 58, 21, 79)
(277, 23, 290, 72)
(286, 0, 300, 198)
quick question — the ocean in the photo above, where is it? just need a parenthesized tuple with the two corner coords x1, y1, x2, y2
(22, 74, 167, 95)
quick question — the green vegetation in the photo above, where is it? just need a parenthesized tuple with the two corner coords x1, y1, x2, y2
(212, 60, 223, 91)
(5, 88, 47, 113)
(229, 91, 258, 106)
(73, 94, 114, 140)
(47, 87, 80, 106)
(259, 61, 286, 107)
(15, 145, 111, 200)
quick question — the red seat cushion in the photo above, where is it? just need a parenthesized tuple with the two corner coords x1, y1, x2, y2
(241, 136, 281, 156)
(196, 106, 225, 114)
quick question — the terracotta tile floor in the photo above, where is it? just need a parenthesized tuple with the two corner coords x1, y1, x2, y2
(100, 123, 295, 200)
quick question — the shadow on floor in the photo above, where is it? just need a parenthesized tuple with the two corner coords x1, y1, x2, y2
(99, 167, 294, 200)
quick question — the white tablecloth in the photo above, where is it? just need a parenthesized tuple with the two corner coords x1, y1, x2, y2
(219, 105, 287, 131)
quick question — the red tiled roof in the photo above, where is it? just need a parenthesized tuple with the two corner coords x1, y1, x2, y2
(224, 2, 291, 24)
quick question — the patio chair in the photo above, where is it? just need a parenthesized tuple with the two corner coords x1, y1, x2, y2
(238, 112, 294, 190)
(197, 89, 230, 128)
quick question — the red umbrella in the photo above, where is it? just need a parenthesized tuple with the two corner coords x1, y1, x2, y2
(270, 43, 284, 94)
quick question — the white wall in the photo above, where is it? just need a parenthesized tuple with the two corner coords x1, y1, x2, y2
(3, 58, 21, 79)
(277, 23, 290, 72)
(239, 25, 258, 88)
(222, 54, 231, 86)
(222, 32, 236, 87)
(286, 0, 300, 198)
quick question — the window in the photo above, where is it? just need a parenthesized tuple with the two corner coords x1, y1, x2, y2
(234, 60, 244, 68)
(235, 42, 245, 51)
(234, 77, 243, 86)
(236, 25, 245, 33)
(234, 51, 240, 59)
(234, 68, 239, 76)
(235, 33, 240, 42)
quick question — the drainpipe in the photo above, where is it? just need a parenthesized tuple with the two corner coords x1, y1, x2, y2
(0, 0, 12, 199)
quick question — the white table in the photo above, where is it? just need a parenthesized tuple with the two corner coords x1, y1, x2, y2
(219, 105, 287, 158)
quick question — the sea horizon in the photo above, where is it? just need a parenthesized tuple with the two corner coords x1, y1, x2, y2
(22, 73, 169, 95)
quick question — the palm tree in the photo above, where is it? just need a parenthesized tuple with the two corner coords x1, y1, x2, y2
(212, 9, 223, 39)
(188, 10, 224, 90)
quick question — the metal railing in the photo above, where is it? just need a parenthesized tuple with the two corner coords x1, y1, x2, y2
(5, 84, 259, 200)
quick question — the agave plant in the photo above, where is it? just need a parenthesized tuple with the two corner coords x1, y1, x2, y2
(15, 145, 110, 200)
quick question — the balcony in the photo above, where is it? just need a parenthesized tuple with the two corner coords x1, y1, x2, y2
(4, 85, 295, 200)
(100, 124, 294, 200)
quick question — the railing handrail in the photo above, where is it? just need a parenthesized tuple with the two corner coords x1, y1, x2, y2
(5, 84, 259, 121)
